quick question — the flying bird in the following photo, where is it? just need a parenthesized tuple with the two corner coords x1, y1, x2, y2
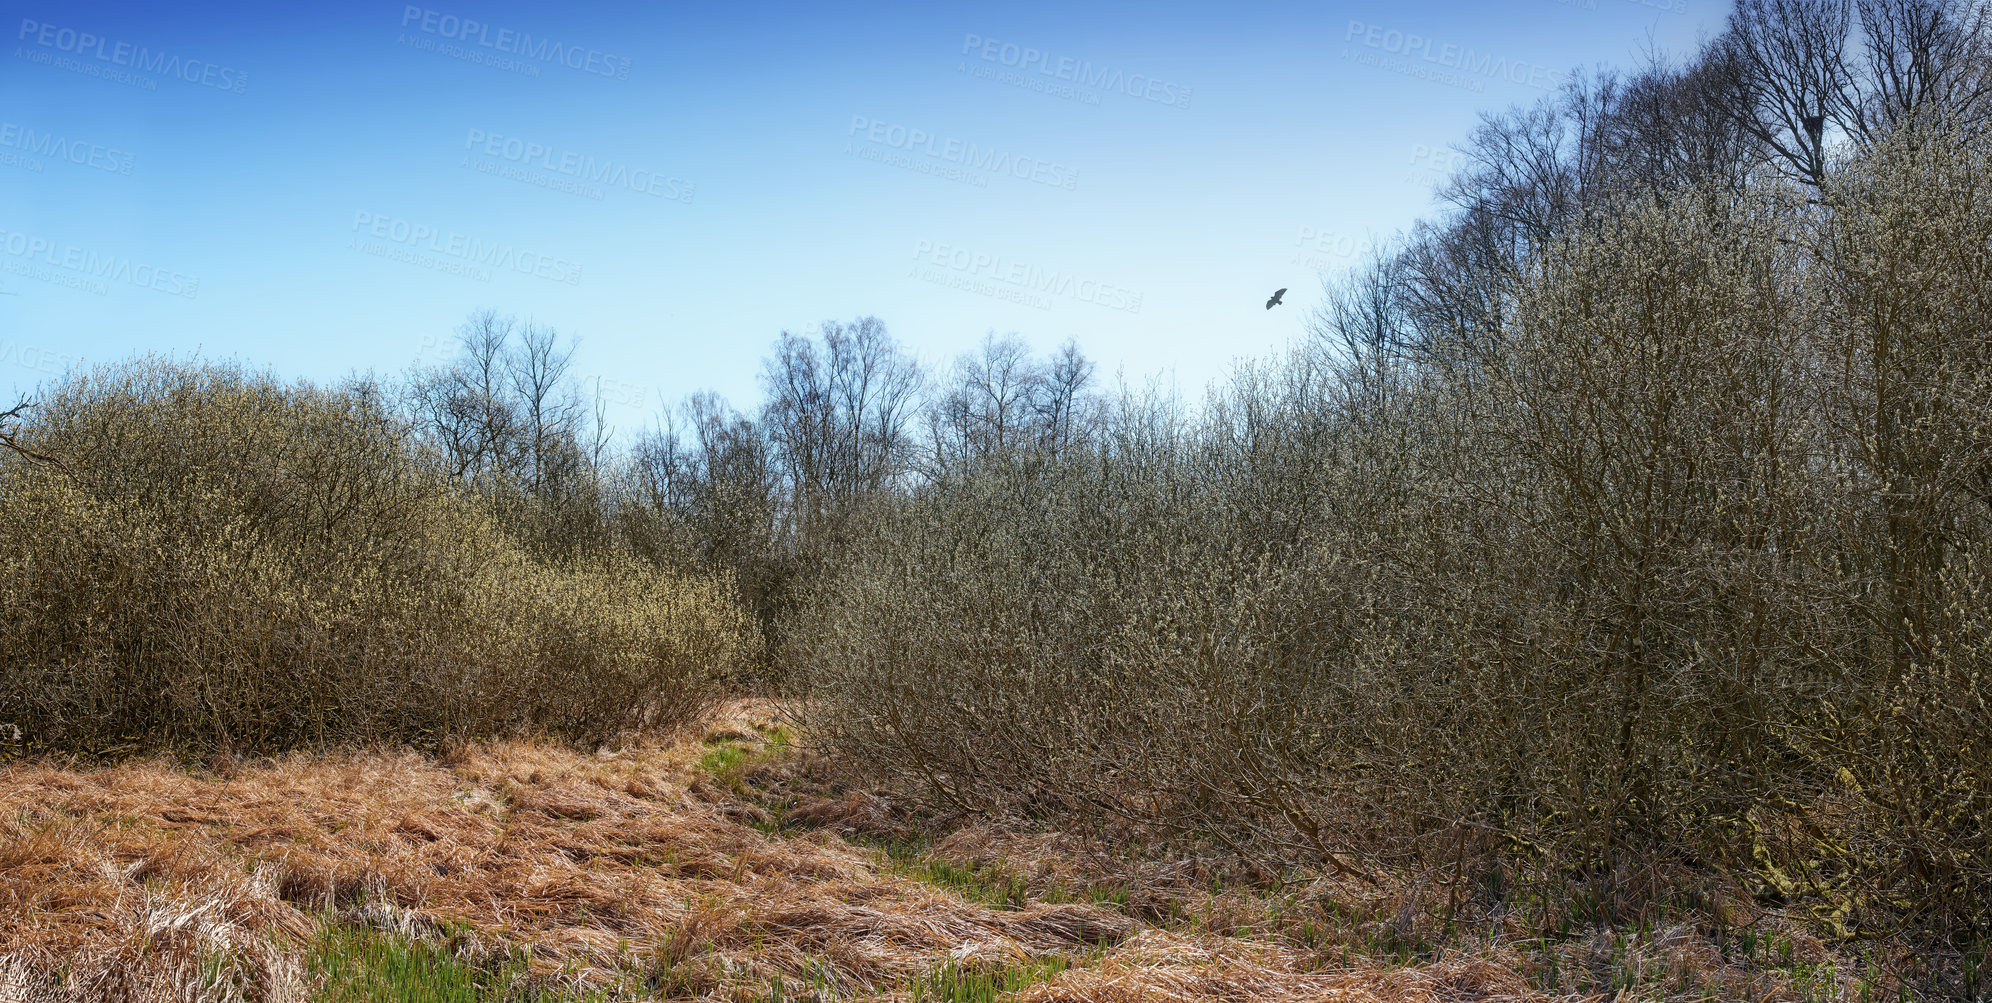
(1265, 288, 1286, 310)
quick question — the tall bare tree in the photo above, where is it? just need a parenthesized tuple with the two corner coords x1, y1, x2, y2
(506, 321, 587, 496)
(1724, 0, 1992, 187)
(760, 316, 920, 532)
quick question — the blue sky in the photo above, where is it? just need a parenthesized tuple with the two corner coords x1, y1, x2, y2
(2, 0, 1715, 431)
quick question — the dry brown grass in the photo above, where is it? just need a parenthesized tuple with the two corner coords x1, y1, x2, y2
(0, 701, 1904, 1002)
(0, 700, 1133, 1001)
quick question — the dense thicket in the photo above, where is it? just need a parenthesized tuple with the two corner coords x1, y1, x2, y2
(0, 359, 752, 752)
(802, 139, 1992, 938)
(782, 0, 1992, 958)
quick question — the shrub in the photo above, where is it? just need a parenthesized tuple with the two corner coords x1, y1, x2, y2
(0, 359, 752, 753)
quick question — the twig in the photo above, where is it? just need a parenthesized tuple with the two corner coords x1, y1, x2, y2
(0, 400, 68, 473)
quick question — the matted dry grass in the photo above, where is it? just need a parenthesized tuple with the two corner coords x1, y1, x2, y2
(0, 702, 1885, 1002)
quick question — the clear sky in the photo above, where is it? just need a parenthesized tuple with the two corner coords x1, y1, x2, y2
(2, 0, 1716, 432)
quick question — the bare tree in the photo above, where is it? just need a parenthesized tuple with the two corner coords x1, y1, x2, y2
(1852, 0, 1992, 137)
(1440, 96, 1590, 250)
(1311, 246, 1410, 412)
(1034, 339, 1098, 452)
(1724, 0, 1992, 187)
(506, 321, 587, 495)
(403, 311, 526, 481)
(1723, 0, 1851, 187)
(919, 334, 1101, 480)
(1599, 46, 1763, 196)
(924, 333, 1040, 476)
(631, 390, 781, 616)
(760, 317, 920, 531)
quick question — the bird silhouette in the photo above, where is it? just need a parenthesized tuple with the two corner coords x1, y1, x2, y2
(1265, 288, 1286, 310)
